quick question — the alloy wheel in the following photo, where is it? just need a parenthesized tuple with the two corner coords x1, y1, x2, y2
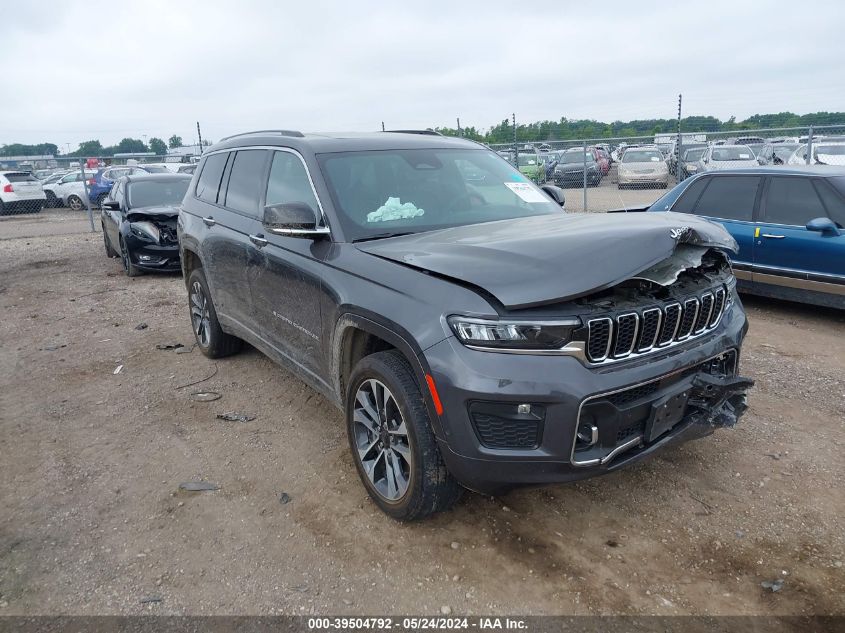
(190, 281, 211, 348)
(352, 379, 412, 502)
(68, 196, 83, 211)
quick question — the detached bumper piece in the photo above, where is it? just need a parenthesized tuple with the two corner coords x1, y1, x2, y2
(573, 351, 752, 466)
(687, 373, 754, 428)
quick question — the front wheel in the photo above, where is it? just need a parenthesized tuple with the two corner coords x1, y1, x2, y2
(119, 237, 141, 277)
(186, 268, 243, 358)
(346, 350, 463, 521)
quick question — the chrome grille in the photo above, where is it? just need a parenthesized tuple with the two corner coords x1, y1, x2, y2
(613, 313, 639, 358)
(587, 318, 613, 362)
(584, 286, 728, 364)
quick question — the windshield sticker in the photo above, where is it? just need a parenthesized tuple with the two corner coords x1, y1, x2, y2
(739, 154, 750, 159)
(367, 197, 425, 223)
(650, 156, 660, 161)
(504, 182, 548, 203)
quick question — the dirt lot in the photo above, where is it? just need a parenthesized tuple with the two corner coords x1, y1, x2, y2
(1, 216, 843, 617)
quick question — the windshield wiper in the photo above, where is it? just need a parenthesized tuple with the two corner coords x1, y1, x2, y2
(353, 231, 415, 243)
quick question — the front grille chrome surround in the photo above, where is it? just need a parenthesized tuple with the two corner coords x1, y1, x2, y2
(584, 285, 728, 365)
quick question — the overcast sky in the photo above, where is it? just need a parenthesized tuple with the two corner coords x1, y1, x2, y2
(2, 0, 843, 150)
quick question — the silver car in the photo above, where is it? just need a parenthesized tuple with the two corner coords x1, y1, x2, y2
(617, 147, 669, 188)
(700, 145, 758, 171)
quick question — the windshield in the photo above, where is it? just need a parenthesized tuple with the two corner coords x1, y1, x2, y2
(517, 154, 538, 166)
(317, 148, 562, 241)
(559, 152, 594, 164)
(622, 150, 662, 163)
(684, 148, 705, 161)
(711, 146, 754, 161)
(140, 165, 170, 174)
(127, 179, 190, 208)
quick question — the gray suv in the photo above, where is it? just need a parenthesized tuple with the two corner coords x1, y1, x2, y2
(178, 130, 752, 520)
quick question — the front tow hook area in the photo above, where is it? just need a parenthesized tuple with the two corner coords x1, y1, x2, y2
(687, 373, 755, 428)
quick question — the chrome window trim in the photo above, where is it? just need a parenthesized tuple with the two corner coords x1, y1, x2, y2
(570, 349, 738, 466)
(195, 145, 332, 236)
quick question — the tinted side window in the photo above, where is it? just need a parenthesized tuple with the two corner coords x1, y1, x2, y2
(224, 150, 269, 215)
(266, 151, 320, 211)
(195, 153, 228, 204)
(671, 177, 709, 213)
(814, 180, 845, 227)
(692, 176, 759, 221)
(763, 177, 826, 226)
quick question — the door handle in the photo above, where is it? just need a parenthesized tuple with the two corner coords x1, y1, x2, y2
(249, 234, 268, 248)
(761, 233, 786, 239)
(202, 216, 216, 227)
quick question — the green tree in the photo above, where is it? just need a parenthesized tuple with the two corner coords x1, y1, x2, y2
(76, 140, 104, 156)
(148, 137, 167, 155)
(114, 138, 148, 154)
(168, 135, 183, 149)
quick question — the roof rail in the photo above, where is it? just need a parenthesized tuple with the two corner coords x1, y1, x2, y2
(219, 129, 304, 142)
(383, 129, 443, 136)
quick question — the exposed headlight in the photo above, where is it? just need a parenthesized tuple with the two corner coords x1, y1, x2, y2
(130, 221, 160, 242)
(448, 316, 581, 351)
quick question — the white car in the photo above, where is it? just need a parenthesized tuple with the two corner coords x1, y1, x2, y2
(0, 171, 47, 214)
(787, 141, 845, 166)
(699, 145, 759, 172)
(42, 170, 97, 210)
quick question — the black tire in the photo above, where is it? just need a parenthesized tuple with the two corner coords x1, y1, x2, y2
(45, 191, 58, 208)
(186, 267, 243, 358)
(346, 350, 463, 521)
(96, 193, 108, 209)
(119, 237, 142, 277)
(102, 224, 117, 258)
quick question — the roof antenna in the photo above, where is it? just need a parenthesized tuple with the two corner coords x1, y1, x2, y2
(381, 121, 385, 132)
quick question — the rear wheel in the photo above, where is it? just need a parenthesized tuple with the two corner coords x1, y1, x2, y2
(67, 195, 83, 211)
(346, 350, 463, 521)
(186, 268, 243, 358)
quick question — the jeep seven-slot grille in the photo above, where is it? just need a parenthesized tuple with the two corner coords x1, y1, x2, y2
(585, 287, 727, 363)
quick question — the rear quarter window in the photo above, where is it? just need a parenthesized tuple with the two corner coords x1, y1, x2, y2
(195, 153, 229, 204)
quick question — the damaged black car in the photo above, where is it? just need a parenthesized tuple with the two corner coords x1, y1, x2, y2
(102, 173, 191, 277)
(178, 131, 753, 520)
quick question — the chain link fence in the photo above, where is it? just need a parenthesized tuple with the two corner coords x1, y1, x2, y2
(3, 124, 845, 217)
(490, 124, 845, 212)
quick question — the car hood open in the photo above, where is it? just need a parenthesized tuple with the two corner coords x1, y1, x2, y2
(356, 212, 738, 309)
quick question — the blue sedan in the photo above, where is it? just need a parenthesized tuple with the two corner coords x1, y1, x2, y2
(642, 167, 845, 309)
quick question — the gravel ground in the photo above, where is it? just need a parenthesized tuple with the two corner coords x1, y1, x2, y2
(0, 224, 843, 617)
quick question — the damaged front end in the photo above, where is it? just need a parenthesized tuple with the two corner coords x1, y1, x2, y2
(123, 211, 181, 271)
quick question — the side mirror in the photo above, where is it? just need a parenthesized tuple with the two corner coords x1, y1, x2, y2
(104, 201, 120, 210)
(262, 202, 330, 238)
(806, 217, 841, 236)
(541, 184, 566, 207)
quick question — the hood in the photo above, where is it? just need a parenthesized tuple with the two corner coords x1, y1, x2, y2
(126, 205, 179, 222)
(356, 212, 737, 309)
